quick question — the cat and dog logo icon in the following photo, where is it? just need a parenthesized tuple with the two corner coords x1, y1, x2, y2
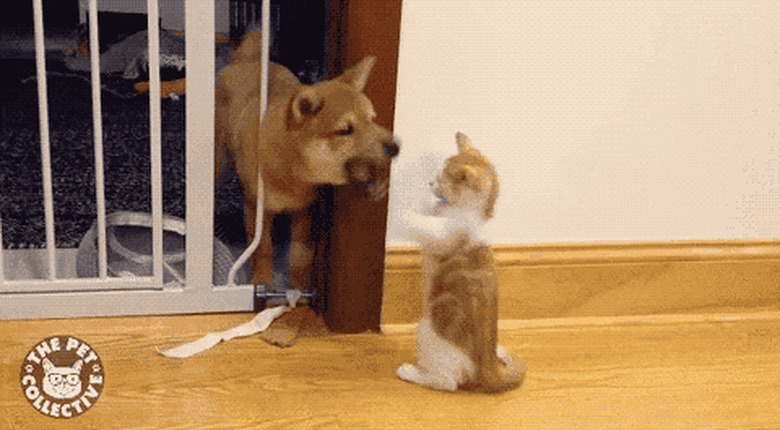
(19, 336, 105, 418)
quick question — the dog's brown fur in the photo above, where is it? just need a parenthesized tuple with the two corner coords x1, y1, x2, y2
(215, 31, 399, 289)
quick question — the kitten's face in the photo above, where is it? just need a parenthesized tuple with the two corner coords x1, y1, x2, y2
(42, 358, 83, 400)
(431, 133, 498, 219)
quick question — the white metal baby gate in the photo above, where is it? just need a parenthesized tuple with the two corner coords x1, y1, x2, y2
(0, 0, 271, 319)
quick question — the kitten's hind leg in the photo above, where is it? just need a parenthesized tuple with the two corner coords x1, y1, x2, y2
(397, 363, 458, 392)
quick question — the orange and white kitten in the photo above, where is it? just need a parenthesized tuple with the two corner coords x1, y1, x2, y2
(396, 132, 525, 393)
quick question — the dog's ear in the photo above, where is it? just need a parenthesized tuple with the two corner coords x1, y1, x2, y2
(338, 56, 376, 91)
(291, 88, 323, 123)
(232, 31, 264, 63)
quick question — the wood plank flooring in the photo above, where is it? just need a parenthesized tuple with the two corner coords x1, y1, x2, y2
(2, 312, 779, 429)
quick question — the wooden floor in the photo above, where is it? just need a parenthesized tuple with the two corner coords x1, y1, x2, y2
(2, 312, 780, 429)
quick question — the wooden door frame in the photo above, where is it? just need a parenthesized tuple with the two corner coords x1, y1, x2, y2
(315, 0, 403, 332)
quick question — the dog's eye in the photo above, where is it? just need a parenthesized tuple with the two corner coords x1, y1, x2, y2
(335, 124, 354, 136)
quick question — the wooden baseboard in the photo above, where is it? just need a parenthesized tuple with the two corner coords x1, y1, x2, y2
(382, 240, 780, 324)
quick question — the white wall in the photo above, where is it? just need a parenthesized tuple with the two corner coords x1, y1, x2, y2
(387, 0, 780, 246)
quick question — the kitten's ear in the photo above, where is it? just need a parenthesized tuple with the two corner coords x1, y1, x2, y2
(72, 359, 83, 372)
(43, 358, 53, 373)
(456, 132, 476, 154)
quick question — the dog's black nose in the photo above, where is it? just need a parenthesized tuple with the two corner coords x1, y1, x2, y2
(383, 139, 400, 158)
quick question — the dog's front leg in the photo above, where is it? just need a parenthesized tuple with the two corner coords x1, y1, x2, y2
(289, 210, 314, 291)
(244, 198, 274, 288)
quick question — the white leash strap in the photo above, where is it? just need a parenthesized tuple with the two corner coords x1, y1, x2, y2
(159, 289, 301, 358)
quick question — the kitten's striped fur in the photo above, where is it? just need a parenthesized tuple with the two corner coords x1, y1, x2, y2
(397, 133, 525, 393)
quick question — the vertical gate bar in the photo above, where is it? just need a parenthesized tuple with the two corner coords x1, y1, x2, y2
(147, 0, 164, 284)
(87, 0, 108, 279)
(184, 0, 215, 291)
(32, 0, 57, 280)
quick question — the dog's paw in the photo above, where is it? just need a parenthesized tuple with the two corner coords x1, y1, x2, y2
(396, 362, 420, 383)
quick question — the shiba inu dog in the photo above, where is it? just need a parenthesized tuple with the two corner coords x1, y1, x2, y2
(215, 31, 399, 290)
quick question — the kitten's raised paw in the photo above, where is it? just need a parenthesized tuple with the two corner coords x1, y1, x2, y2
(396, 362, 420, 383)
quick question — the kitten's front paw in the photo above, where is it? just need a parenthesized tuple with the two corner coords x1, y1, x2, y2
(396, 362, 420, 383)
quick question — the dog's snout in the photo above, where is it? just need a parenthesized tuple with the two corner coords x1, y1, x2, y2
(382, 139, 400, 158)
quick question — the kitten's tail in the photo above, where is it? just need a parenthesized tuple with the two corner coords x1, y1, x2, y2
(465, 347, 527, 394)
(498, 347, 527, 387)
